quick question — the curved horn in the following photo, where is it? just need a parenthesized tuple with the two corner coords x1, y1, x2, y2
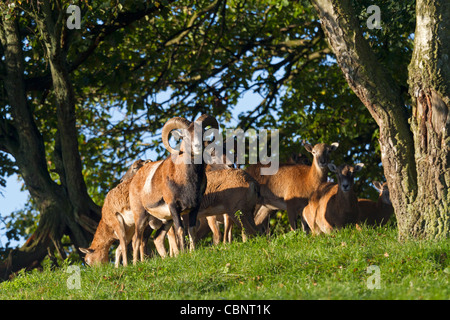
(193, 114, 219, 130)
(162, 117, 191, 154)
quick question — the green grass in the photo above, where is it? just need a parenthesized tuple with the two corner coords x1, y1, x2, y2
(1, 225, 449, 299)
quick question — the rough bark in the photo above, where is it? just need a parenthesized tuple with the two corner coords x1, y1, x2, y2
(0, 8, 69, 280)
(311, 0, 450, 239)
(407, 0, 450, 239)
(0, 4, 99, 281)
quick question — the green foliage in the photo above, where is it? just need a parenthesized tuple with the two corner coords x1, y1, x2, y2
(1, 225, 449, 299)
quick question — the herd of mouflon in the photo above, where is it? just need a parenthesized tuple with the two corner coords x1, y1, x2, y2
(80, 114, 393, 267)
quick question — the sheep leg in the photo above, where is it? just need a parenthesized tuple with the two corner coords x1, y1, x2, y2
(254, 206, 276, 234)
(316, 213, 333, 234)
(169, 203, 185, 253)
(115, 212, 128, 267)
(167, 225, 179, 257)
(254, 205, 272, 227)
(132, 233, 140, 265)
(115, 246, 122, 268)
(299, 211, 311, 233)
(153, 221, 173, 258)
(195, 217, 212, 241)
(206, 215, 221, 245)
(116, 240, 129, 267)
(187, 207, 200, 251)
(132, 212, 148, 265)
(286, 199, 309, 232)
(223, 214, 233, 243)
(302, 204, 317, 235)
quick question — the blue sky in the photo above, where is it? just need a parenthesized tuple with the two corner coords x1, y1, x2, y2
(0, 174, 29, 248)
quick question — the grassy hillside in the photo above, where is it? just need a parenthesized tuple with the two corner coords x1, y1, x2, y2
(1, 225, 449, 300)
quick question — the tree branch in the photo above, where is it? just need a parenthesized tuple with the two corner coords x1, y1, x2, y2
(0, 6, 72, 280)
(25, 0, 177, 92)
(164, 0, 221, 47)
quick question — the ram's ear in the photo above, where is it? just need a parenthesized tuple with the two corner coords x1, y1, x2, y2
(330, 142, 339, 151)
(372, 181, 383, 192)
(328, 163, 337, 173)
(354, 163, 364, 172)
(171, 129, 183, 141)
(304, 143, 313, 153)
(79, 247, 94, 255)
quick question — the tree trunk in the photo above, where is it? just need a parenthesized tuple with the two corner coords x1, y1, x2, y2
(0, 5, 100, 281)
(35, 2, 101, 243)
(0, 10, 69, 280)
(407, 0, 450, 239)
(311, 0, 450, 239)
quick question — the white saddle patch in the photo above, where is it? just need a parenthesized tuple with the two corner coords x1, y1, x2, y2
(143, 160, 163, 194)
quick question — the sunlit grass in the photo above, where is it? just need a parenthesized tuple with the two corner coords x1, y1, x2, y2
(1, 225, 449, 299)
